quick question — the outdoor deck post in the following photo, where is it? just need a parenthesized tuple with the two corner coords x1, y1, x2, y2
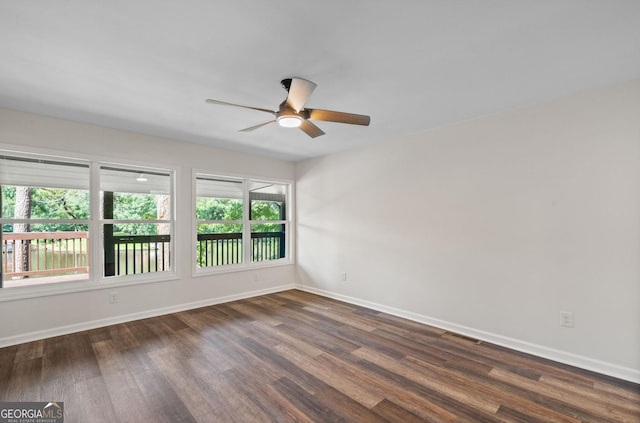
(279, 201, 286, 259)
(104, 191, 115, 276)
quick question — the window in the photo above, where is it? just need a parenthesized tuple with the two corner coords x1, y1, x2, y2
(101, 166, 173, 278)
(195, 175, 290, 271)
(0, 151, 175, 292)
(1, 155, 90, 288)
(195, 178, 243, 267)
(249, 181, 288, 263)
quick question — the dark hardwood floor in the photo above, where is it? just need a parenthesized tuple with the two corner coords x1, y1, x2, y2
(1, 290, 638, 422)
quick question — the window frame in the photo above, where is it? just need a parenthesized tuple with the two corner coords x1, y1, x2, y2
(98, 163, 176, 281)
(193, 170, 294, 276)
(0, 147, 178, 301)
(194, 175, 245, 269)
(0, 153, 92, 288)
(248, 180, 289, 265)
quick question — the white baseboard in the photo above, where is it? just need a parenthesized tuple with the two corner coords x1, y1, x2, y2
(297, 285, 640, 384)
(0, 284, 296, 348)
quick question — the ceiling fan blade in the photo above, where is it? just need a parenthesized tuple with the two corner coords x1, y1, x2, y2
(239, 120, 276, 132)
(205, 99, 276, 115)
(307, 109, 371, 126)
(285, 78, 317, 112)
(299, 120, 325, 138)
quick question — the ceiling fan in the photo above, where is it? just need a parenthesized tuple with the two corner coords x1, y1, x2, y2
(205, 77, 370, 138)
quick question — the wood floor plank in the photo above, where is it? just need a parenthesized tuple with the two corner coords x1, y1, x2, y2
(0, 345, 17, 398)
(540, 374, 640, 414)
(226, 301, 284, 327)
(274, 343, 387, 408)
(132, 363, 199, 423)
(311, 383, 393, 422)
(271, 376, 352, 422)
(250, 319, 325, 357)
(277, 342, 459, 422)
(43, 332, 101, 384)
(354, 355, 510, 423)
(594, 379, 640, 402)
(3, 357, 43, 401)
(338, 323, 446, 362)
(1, 289, 638, 423)
(91, 340, 163, 423)
(490, 367, 640, 422)
(149, 348, 242, 422)
(235, 336, 326, 395)
(372, 398, 435, 423)
(354, 346, 502, 415)
(149, 347, 221, 415)
(262, 378, 318, 423)
(303, 303, 380, 332)
(14, 339, 43, 362)
(67, 376, 121, 423)
(277, 321, 361, 356)
(404, 354, 582, 423)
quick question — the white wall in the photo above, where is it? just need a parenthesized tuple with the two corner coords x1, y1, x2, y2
(296, 80, 640, 382)
(2, 80, 639, 382)
(0, 108, 296, 344)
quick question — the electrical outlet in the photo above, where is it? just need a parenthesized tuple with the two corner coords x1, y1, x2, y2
(109, 292, 119, 304)
(253, 272, 259, 282)
(340, 272, 347, 281)
(560, 311, 574, 328)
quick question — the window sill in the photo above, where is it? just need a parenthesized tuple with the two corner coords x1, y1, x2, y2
(192, 258, 294, 278)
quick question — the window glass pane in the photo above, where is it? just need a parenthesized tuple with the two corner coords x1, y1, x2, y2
(109, 192, 170, 220)
(251, 223, 286, 262)
(196, 178, 243, 221)
(1, 155, 90, 288)
(0, 155, 90, 190)
(100, 167, 170, 194)
(1, 156, 90, 220)
(100, 167, 171, 220)
(2, 224, 89, 287)
(196, 197, 242, 221)
(250, 200, 284, 220)
(100, 166, 173, 279)
(196, 223, 243, 267)
(1, 187, 89, 220)
(196, 178, 243, 198)
(249, 181, 286, 221)
(103, 223, 171, 276)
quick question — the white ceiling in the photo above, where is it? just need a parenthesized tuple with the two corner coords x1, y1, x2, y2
(1, 1, 639, 162)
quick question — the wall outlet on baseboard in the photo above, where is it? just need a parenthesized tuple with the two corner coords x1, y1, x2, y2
(109, 292, 119, 304)
(560, 311, 574, 328)
(253, 272, 259, 282)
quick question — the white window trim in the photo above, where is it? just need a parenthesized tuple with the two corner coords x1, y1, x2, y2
(97, 162, 176, 282)
(192, 170, 295, 277)
(0, 145, 179, 302)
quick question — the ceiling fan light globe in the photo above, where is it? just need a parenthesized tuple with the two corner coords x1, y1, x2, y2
(277, 115, 303, 128)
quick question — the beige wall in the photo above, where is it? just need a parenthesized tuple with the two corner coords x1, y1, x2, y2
(0, 108, 296, 343)
(296, 80, 640, 382)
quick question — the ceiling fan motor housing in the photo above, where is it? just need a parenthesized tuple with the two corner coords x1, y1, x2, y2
(280, 78, 292, 92)
(277, 100, 303, 118)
